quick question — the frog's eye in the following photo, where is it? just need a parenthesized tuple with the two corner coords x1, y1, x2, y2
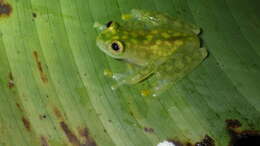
(110, 41, 124, 53)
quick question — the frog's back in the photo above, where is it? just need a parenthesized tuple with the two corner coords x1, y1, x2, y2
(117, 27, 200, 66)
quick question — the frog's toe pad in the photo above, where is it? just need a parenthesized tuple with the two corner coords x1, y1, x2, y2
(193, 28, 201, 35)
(199, 47, 208, 58)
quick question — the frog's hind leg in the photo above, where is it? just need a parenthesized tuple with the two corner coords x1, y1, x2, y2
(145, 47, 208, 97)
(145, 72, 185, 97)
(122, 9, 200, 35)
(148, 67, 187, 97)
(148, 79, 174, 97)
(121, 9, 173, 28)
(170, 18, 201, 35)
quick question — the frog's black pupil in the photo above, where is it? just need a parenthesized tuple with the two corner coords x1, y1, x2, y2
(111, 43, 120, 51)
(106, 21, 113, 28)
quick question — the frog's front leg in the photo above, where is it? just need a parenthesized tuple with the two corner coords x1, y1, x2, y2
(110, 64, 155, 90)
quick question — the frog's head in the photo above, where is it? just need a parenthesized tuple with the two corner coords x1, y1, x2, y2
(96, 21, 126, 59)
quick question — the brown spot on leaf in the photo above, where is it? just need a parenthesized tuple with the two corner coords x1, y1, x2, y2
(8, 72, 15, 88)
(60, 122, 81, 146)
(79, 128, 97, 146)
(33, 51, 48, 83)
(144, 127, 154, 133)
(40, 136, 49, 146)
(16, 103, 23, 112)
(195, 135, 215, 146)
(22, 117, 31, 132)
(226, 119, 260, 146)
(53, 107, 63, 120)
(168, 135, 214, 146)
(0, 0, 12, 17)
(226, 119, 242, 129)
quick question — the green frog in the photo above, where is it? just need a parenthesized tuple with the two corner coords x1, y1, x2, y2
(95, 9, 208, 96)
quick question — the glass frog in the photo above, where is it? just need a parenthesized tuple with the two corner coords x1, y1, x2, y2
(95, 9, 208, 96)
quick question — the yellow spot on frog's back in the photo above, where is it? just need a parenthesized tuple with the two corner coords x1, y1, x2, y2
(156, 51, 169, 57)
(104, 69, 113, 77)
(161, 32, 170, 39)
(112, 36, 119, 40)
(174, 40, 183, 46)
(150, 45, 159, 50)
(164, 41, 172, 46)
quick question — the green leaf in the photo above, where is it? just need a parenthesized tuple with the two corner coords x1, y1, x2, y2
(0, 0, 259, 146)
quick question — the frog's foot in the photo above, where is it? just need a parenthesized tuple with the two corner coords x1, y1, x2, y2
(110, 73, 132, 90)
(193, 27, 201, 35)
(112, 72, 139, 89)
(199, 47, 208, 59)
(141, 79, 173, 97)
(152, 80, 173, 97)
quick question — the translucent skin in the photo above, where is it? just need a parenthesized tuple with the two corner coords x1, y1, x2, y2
(95, 9, 208, 96)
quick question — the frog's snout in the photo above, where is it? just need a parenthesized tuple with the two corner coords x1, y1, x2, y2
(96, 41, 106, 51)
(96, 40, 111, 55)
